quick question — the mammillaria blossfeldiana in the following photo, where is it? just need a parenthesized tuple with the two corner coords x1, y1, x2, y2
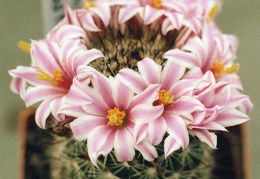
(9, 0, 252, 178)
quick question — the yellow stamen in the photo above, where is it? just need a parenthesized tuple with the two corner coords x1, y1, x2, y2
(210, 61, 240, 78)
(158, 89, 174, 106)
(151, 0, 162, 9)
(36, 69, 64, 86)
(107, 107, 126, 127)
(83, 0, 95, 10)
(224, 62, 240, 74)
(17, 41, 31, 53)
(208, 4, 219, 20)
(206, 4, 219, 23)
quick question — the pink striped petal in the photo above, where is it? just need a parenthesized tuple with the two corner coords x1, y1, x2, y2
(216, 109, 250, 127)
(133, 124, 148, 144)
(161, 18, 175, 35)
(24, 86, 66, 107)
(59, 105, 87, 118)
(112, 79, 133, 110)
(129, 104, 163, 124)
(117, 68, 147, 94)
(172, 79, 209, 99)
(190, 122, 227, 132)
(164, 135, 182, 157)
(70, 116, 107, 141)
(64, 4, 80, 25)
(161, 60, 185, 90)
(88, 126, 114, 165)
(35, 99, 52, 129)
(166, 96, 203, 115)
(163, 49, 199, 69)
(135, 140, 158, 161)
(189, 129, 217, 149)
(31, 41, 60, 73)
(90, 2, 111, 27)
(49, 97, 65, 121)
(66, 84, 93, 105)
(74, 48, 104, 68)
(114, 128, 135, 162)
(9, 77, 26, 98)
(130, 84, 161, 108)
(137, 58, 161, 85)
(148, 116, 167, 145)
(86, 68, 115, 108)
(9, 66, 45, 86)
(182, 37, 206, 68)
(164, 11, 184, 30)
(143, 5, 164, 25)
(78, 11, 101, 32)
(164, 113, 189, 149)
(183, 67, 204, 79)
(118, 6, 141, 24)
(54, 25, 86, 44)
(238, 97, 253, 114)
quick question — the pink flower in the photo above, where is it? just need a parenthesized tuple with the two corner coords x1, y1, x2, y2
(164, 24, 253, 113)
(185, 71, 250, 148)
(77, 0, 111, 32)
(164, 24, 239, 80)
(63, 66, 163, 165)
(117, 56, 205, 157)
(109, 0, 187, 34)
(9, 39, 104, 128)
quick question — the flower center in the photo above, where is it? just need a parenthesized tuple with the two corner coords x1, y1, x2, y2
(151, 0, 163, 9)
(154, 89, 174, 106)
(35, 69, 70, 88)
(107, 107, 126, 127)
(210, 61, 240, 78)
(83, 0, 95, 10)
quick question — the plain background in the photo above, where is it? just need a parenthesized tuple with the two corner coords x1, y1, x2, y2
(0, 0, 259, 178)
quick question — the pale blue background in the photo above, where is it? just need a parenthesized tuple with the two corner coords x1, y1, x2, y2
(0, 0, 259, 178)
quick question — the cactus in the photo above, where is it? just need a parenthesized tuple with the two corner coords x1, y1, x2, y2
(12, 1, 252, 179)
(25, 117, 215, 179)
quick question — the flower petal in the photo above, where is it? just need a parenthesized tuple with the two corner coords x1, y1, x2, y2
(135, 140, 158, 161)
(137, 58, 161, 85)
(143, 5, 164, 25)
(31, 41, 60, 73)
(163, 49, 199, 69)
(133, 124, 148, 144)
(112, 78, 133, 110)
(24, 86, 66, 107)
(216, 109, 250, 127)
(164, 135, 182, 157)
(114, 128, 135, 162)
(90, 2, 111, 27)
(117, 68, 147, 94)
(161, 60, 185, 90)
(70, 116, 107, 141)
(88, 126, 114, 165)
(166, 96, 203, 115)
(35, 99, 52, 129)
(189, 129, 217, 149)
(148, 116, 167, 145)
(164, 113, 189, 149)
(129, 104, 163, 125)
(74, 48, 105, 68)
(118, 6, 141, 24)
